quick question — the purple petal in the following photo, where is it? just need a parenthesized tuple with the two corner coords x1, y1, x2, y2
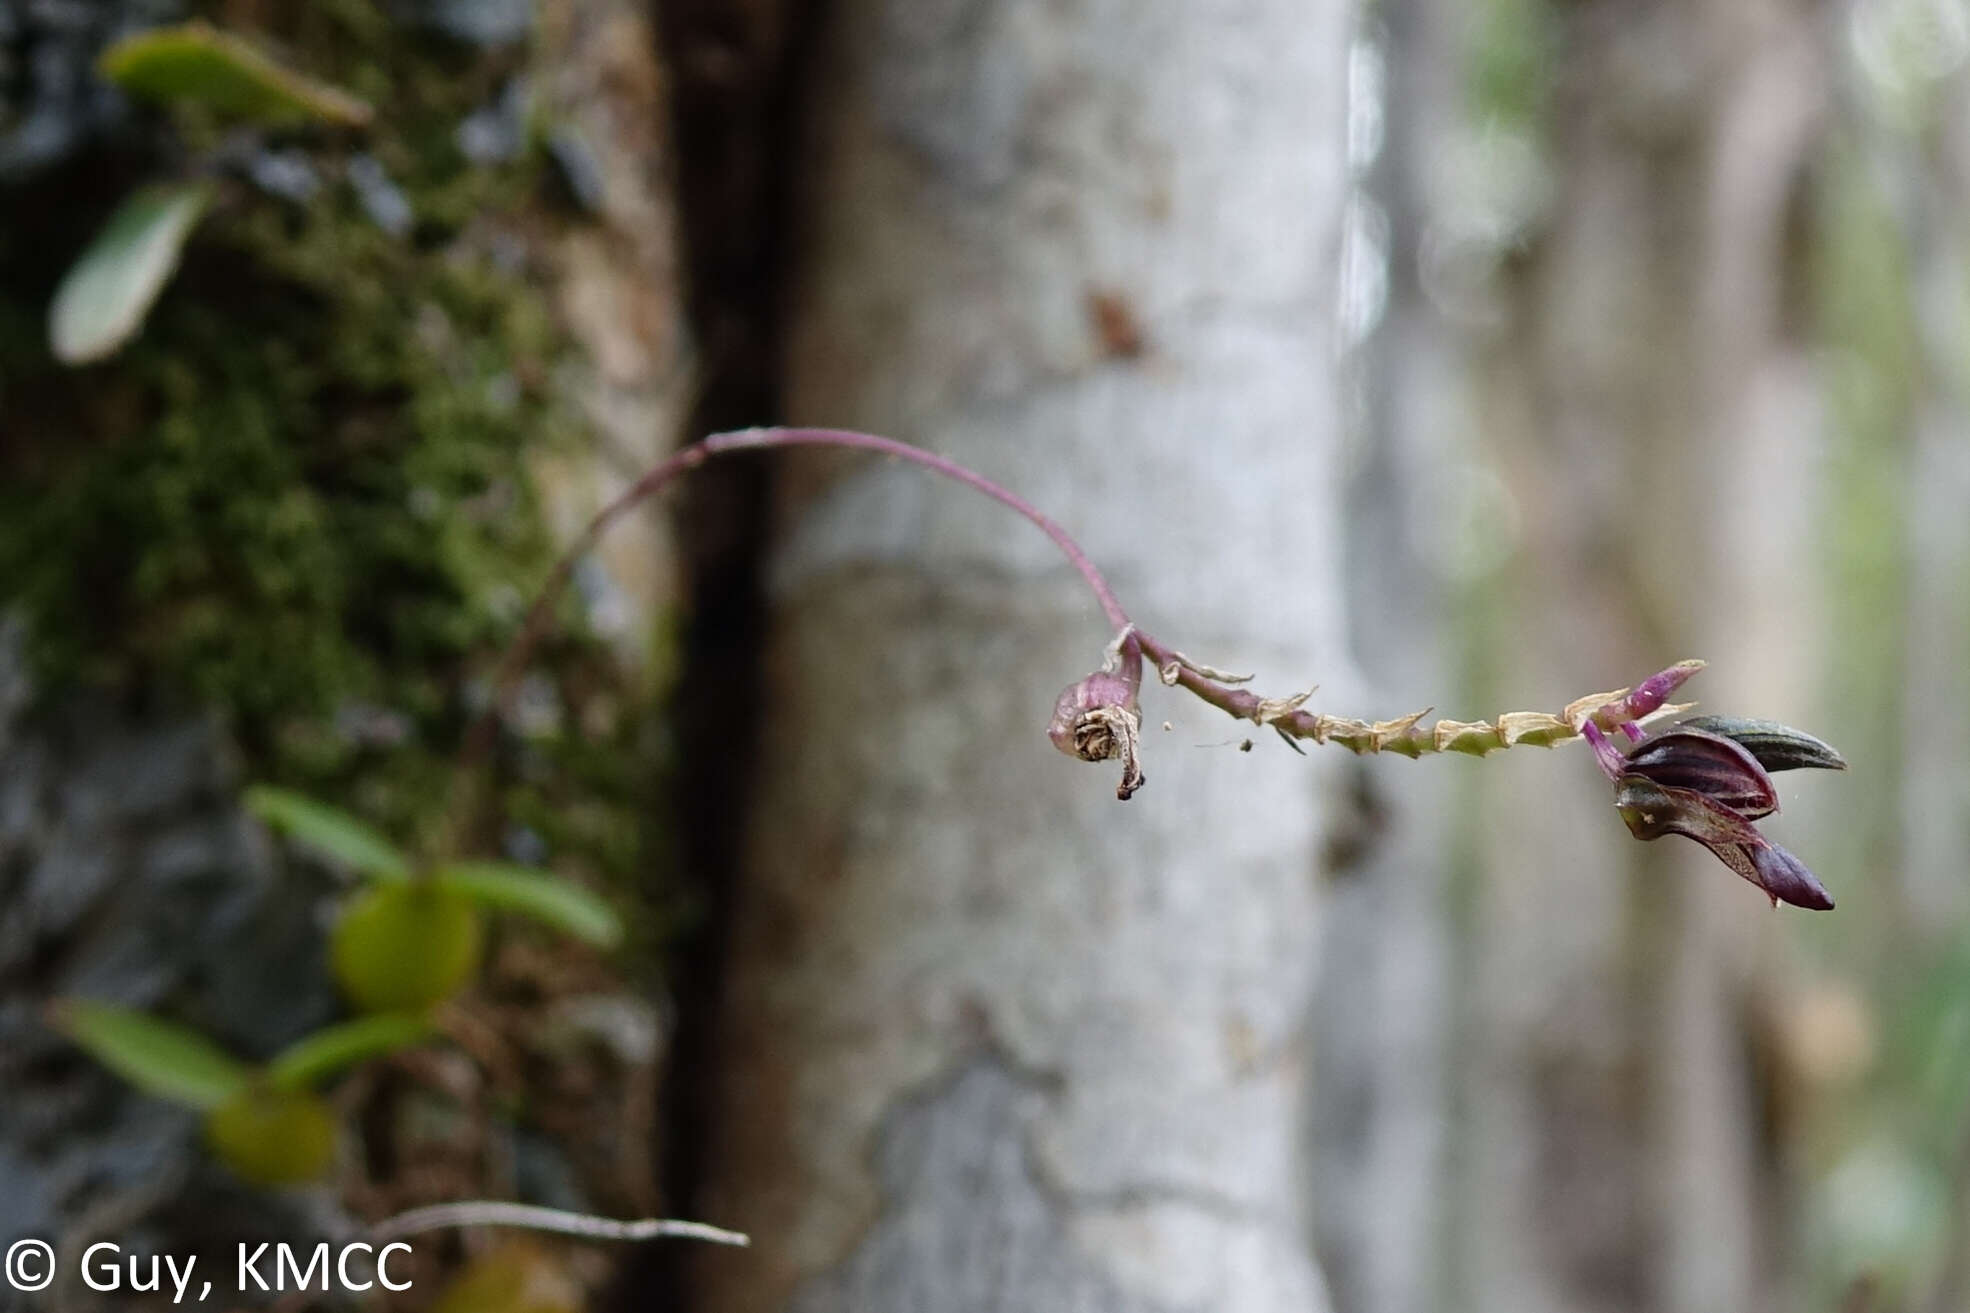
(1750, 843, 1834, 911)
(1614, 774, 1768, 893)
(1624, 728, 1779, 819)
(1583, 721, 1628, 781)
(1613, 776, 1835, 910)
(1614, 775, 1766, 848)
(1713, 843, 1765, 889)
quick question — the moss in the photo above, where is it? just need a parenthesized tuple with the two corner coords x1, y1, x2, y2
(3, 189, 556, 710)
(0, 2, 666, 899)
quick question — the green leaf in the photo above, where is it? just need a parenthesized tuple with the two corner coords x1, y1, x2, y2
(244, 785, 411, 881)
(49, 183, 210, 365)
(99, 22, 373, 128)
(435, 861, 624, 949)
(51, 1000, 250, 1111)
(266, 1014, 432, 1091)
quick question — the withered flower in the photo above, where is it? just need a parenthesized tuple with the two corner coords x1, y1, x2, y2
(1048, 628, 1146, 799)
(1583, 715, 1845, 910)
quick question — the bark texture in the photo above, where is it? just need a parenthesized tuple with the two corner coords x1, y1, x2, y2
(694, 1, 1353, 1309)
(533, 0, 696, 674)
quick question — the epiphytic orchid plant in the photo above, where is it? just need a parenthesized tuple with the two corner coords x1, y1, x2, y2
(462, 427, 1847, 912)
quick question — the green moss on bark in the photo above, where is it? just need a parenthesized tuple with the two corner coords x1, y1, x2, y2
(0, 3, 667, 896)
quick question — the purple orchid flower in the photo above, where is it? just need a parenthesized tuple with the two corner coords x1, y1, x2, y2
(1582, 685, 1845, 910)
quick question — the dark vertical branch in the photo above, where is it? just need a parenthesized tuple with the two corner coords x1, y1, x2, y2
(620, 1, 826, 1306)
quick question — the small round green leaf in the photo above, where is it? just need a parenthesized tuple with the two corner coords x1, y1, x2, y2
(332, 885, 484, 1013)
(205, 1087, 339, 1185)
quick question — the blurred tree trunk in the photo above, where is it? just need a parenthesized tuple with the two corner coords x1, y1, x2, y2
(1309, 4, 1459, 1312)
(691, 1, 1352, 1309)
(1447, 4, 1832, 1313)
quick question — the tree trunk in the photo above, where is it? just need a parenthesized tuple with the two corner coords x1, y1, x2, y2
(1309, 3, 1459, 1311)
(1448, 4, 1832, 1312)
(692, 2, 1353, 1308)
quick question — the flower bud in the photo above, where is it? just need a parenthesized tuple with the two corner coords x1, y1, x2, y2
(1620, 659, 1706, 720)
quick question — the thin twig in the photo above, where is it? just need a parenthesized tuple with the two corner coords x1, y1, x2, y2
(461, 427, 1130, 775)
(369, 1200, 750, 1248)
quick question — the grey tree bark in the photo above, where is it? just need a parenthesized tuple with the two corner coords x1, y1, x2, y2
(693, 2, 1354, 1309)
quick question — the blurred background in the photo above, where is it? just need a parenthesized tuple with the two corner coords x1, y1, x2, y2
(2, 1, 1966, 1311)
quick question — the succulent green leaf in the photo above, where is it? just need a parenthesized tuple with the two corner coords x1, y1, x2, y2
(99, 22, 373, 127)
(205, 1088, 338, 1185)
(331, 885, 482, 1013)
(51, 1000, 251, 1110)
(266, 1014, 432, 1091)
(434, 861, 624, 949)
(49, 183, 211, 365)
(244, 785, 411, 881)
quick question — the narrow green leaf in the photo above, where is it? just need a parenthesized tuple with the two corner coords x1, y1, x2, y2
(49, 183, 210, 365)
(51, 1000, 250, 1111)
(244, 785, 411, 881)
(435, 862, 624, 949)
(266, 1014, 432, 1091)
(99, 22, 373, 127)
